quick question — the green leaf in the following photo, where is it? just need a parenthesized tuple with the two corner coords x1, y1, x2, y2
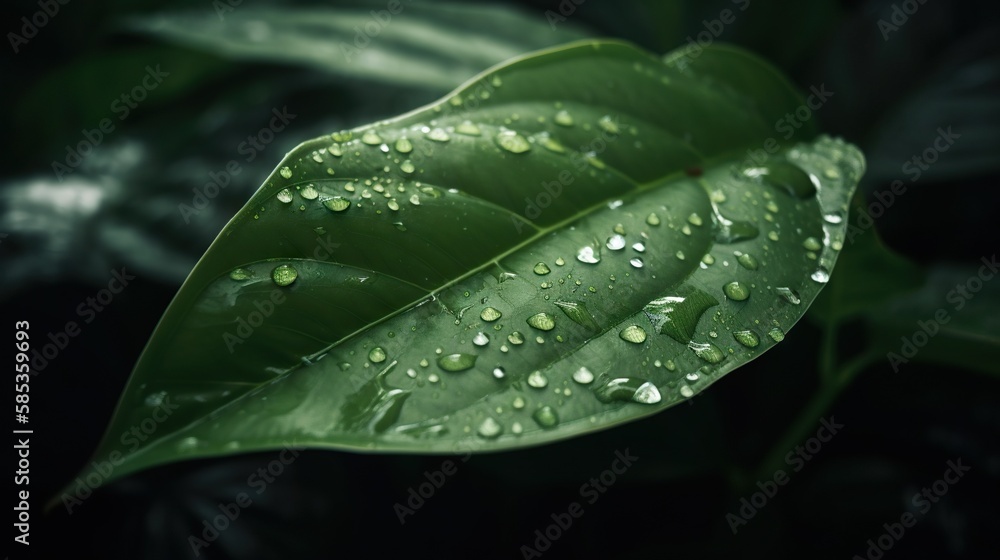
(66, 40, 865, 493)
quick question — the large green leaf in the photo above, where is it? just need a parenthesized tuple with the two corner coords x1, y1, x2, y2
(66, 40, 865, 493)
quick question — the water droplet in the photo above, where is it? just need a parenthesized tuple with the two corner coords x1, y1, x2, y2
(329, 143, 343, 157)
(811, 267, 830, 283)
(554, 300, 600, 331)
(496, 129, 531, 153)
(803, 237, 822, 251)
(598, 115, 620, 134)
(689, 342, 725, 364)
(629, 257, 644, 268)
(276, 188, 293, 203)
(409, 193, 421, 205)
(702, 254, 715, 265)
(723, 281, 750, 301)
(507, 331, 525, 345)
(576, 245, 600, 264)
(675, 250, 686, 260)
(533, 262, 551, 275)
(480, 307, 502, 322)
(322, 197, 351, 212)
(775, 287, 801, 305)
(824, 212, 843, 224)
(767, 231, 780, 242)
(632, 243, 645, 253)
(532, 406, 559, 429)
(679, 385, 694, 398)
(688, 213, 703, 226)
(538, 134, 565, 153)
(768, 327, 785, 342)
(554, 109, 574, 126)
(230, 267, 254, 281)
(427, 128, 450, 142)
(619, 325, 647, 344)
(733, 330, 760, 348)
(646, 212, 661, 226)
(437, 353, 477, 372)
(513, 396, 526, 409)
(573, 366, 594, 384)
(526, 312, 556, 331)
(455, 121, 481, 136)
(643, 289, 719, 344)
(279, 166, 292, 179)
(478, 417, 503, 439)
(271, 264, 298, 286)
(606, 234, 626, 250)
(492, 366, 505, 379)
(362, 130, 383, 145)
(394, 137, 413, 153)
(368, 347, 386, 363)
(473, 332, 490, 346)
(400, 160, 415, 174)
(632, 382, 661, 404)
(300, 184, 318, 200)
(736, 252, 759, 270)
(527, 370, 548, 388)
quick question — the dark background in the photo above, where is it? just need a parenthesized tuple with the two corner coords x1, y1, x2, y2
(3, 0, 999, 558)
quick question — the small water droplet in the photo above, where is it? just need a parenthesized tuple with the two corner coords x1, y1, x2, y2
(629, 257, 644, 269)
(675, 250, 686, 260)
(768, 327, 785, 342)
(554, 110, 574, 126)
(532, 406, 559, 429)
(735, 252, 758, 271)
(473, 332, 490, 346)
(492, 366, 505, 379)
(573, 366, 594, 384)
(329, 143, 343, 157)
(723, 281, 750, 301)
(513, 396, 526, 409)
(533, 262, 551, 275)
(437, 353, 477, 372)
(811, 267, 830, 283)
(394, 137, 413, 153)
(400, 160, 415, 174)
(477, 417, 503, 439)
(577, 245, 600, 264)
(688, 213, 703, 226)
(646, 212, 661, 226)
(362, 130, 383, 145)
(598, 115, 620, 134)
(271, 264, 298, 286)
(689, 341, 725, 364)
(803, 237, 822, 251)
(279, 166, 292, 179)
(426, 128, 450, 142)
(619, 325, 647, 344)
(606, 234, 626, 250)
(276, 188, 293, 203)
(229, 267, 254, 281)
(526, 312, 556, 331)
(481, 307, 502, 322)
(368, 346, 386, 363)
(632, 242, 645, 253)
(409, 193, 421, 205)
(733, 330, 760, 348)
(507, 331, 525, 345)
(679, 385, 694, 398)
(496, 129, 531, 153)
(455, 121, 482, 136)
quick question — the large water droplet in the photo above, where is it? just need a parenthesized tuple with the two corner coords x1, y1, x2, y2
(455, 121, 482, 136)
(279, 166, 293, 179)
(554, 300, 600, 331)
(573, 366, 594, 384)
(768, 327, 785, 342)
(368, 346, 387, 363)
(803, 237, 822, 251)
(632, 382, 661, 404)
(733, 330, 760, 348)
(481, 307, 502, 322)
(527, 370, 548, 388)
(362, 130, 383, 145)
(400, 160, 415, 174)
(736, 252, 759, 270)
(643, 288, 719, 343)
(811, 267, 830, 283)
(619, 325, 647, 344)
(478, 417, 503, 439)
(689, 341, 725, 364)
(437, 353, 477, 372)
(723, 281, 750, 301)
(629, 257, 644, 268)
(606, 234, 626, 250)
(593, 377, 659, 404)
(473, 332, 490, 346)
(576, 245, 600, 264)
(754, 161, 817, 198)
(323, 197, 351, 212)
(394, 137, 413, 153)
(229, 267, 254, 281)
(271, 264, 298, 286)
(496, 130, 531, 153)
(532, 406, 559, 429)
(526, 312, 556, 331)
(507, 331, 525, 345)
(427, 128, 450, 142)
(533, 262, 551, 275)
(277, 188, 293, 203)
(300, 185, 318, 200)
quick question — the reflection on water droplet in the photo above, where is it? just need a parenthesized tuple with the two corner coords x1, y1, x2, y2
(619, 325, 647, 344)
(811, 267, 830, 283)
(577, 245, 600, 264)
(437, 353, 477, 372)
(733, 330, 760, 348)
(573, 366, 594, 384)
(527, 370, 548, 388)
(271, 264, 298, 286)
(279, 166, 292, 179)
(481, 307, 502, 322)
(507, 331, 525, 345)
(633, 382, 661, 404)
(496, 129, 531, 153)
(630, 257, 644, 269)
(473, 332, 490, 346)
(593, 377, 660, 404)
(606, 234, 626, 250)
(533, 262, 551, 275)
(532, 406, 559, 429)
(689, 342, 724, 363)
(323, 197, 351, 212)
(368, 347, 386, 363)
(526, 313, 556, 331)
(478, 417, 502, 439)
(277, 188, 293, 203)
(723, 281, 750, 301)
(644, 289, 719, 344)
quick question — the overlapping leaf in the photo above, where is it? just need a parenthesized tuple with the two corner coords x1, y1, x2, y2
(69, 40, 865, 491)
